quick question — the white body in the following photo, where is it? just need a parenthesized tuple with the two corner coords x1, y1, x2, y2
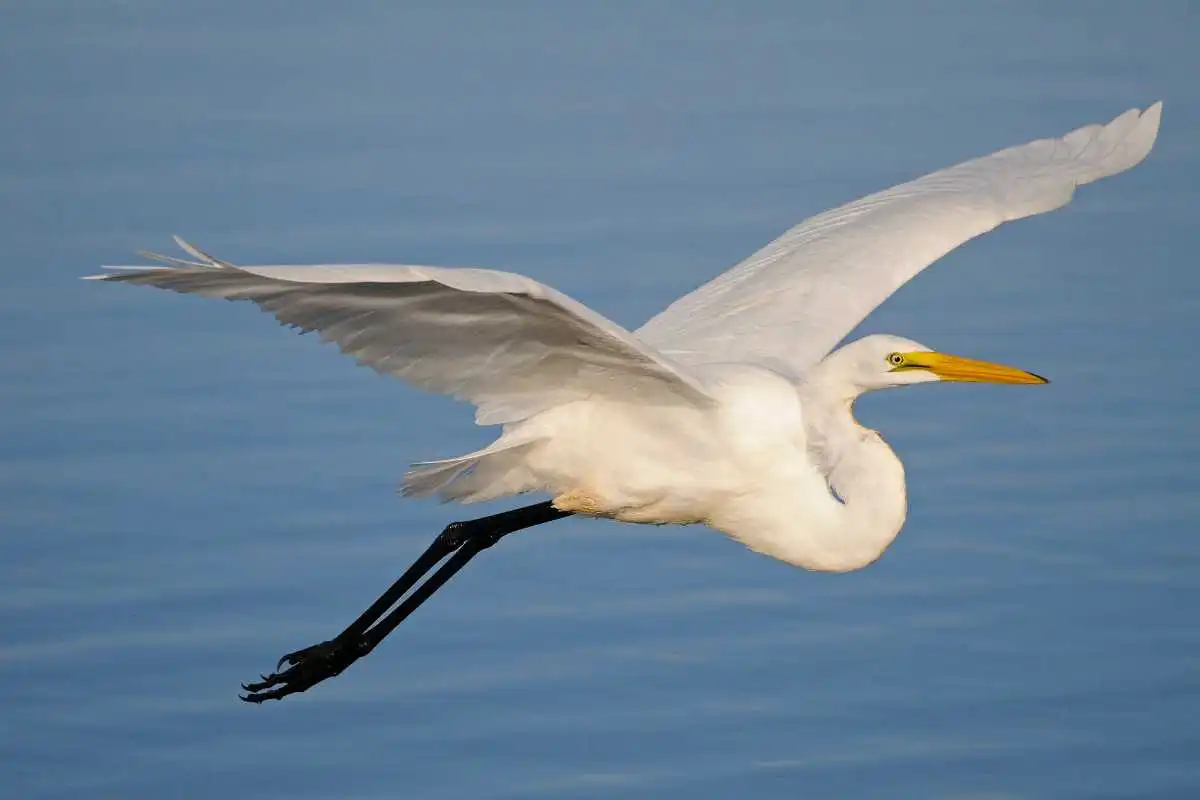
(90, 103, 1162, 572)
(428, 352, 908, 572)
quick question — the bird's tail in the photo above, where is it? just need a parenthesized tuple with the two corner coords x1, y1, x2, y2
(401, 436, 545, 504)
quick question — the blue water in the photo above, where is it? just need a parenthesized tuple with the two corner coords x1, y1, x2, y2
(3, 3, 1199, 798)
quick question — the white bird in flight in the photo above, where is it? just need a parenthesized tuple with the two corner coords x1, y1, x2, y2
(90, 102, 1162, 702)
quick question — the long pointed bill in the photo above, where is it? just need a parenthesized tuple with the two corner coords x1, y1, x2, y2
(900, 352, 1049, 385)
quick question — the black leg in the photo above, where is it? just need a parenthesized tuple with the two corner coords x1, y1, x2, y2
(240, 500, 571, 703)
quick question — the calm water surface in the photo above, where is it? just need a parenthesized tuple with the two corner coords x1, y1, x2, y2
(2, 3, 1199, 798)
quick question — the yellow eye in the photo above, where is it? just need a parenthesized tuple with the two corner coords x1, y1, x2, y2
(887, 352, 905, 367)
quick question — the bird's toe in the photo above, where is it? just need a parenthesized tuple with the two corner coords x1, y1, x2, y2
(240, 636, 367, 703)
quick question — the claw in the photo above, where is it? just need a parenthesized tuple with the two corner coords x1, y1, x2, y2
(241, 636, 367, 704)
(276, 642, 324, 671)
(240, 685, 295, 703)
(241, 674, 280, 694)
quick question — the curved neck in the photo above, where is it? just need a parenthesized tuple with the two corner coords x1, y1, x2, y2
(789, 387, 909, 572)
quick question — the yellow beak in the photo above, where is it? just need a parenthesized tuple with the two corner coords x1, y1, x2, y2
(898, 351, 1049, 385)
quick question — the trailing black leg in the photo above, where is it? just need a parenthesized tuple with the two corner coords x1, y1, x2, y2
(240, 501, 570, 703)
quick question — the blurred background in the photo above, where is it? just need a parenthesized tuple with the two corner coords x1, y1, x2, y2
(2, 2, 1198, 798)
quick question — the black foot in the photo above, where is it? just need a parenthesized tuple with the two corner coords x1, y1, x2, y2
(240, 636, 369, 703)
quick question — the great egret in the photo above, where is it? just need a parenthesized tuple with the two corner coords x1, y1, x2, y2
(89, 102, 1162, 702)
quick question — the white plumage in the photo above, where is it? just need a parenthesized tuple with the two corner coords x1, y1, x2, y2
(90, 103, 1161, 572)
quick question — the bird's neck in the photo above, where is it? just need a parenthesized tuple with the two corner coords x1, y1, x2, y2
(786, 389, 909, 572)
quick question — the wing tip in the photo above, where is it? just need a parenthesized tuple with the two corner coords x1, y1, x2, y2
(1121, 99, 1162, 148)
(84, 236, 233, 281)
(82, 265, 156, 281)
(1140, 99, 1164, 146)
(1067, 99, 1164, 187)
(1115, 99, 1164, 175)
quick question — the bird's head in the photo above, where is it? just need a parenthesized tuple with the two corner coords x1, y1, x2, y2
(819, 334, 1048, 396)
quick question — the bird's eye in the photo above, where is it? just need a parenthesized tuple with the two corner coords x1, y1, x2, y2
(887, 352, 905, 366)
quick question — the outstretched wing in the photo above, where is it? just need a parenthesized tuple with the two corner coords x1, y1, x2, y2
(637, 102, 1162, 374)
(89, 238, 714, 425)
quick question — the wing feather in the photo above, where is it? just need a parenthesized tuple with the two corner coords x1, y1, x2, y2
(636, 102, 1162, 373)
(89, 242, 714, 425)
